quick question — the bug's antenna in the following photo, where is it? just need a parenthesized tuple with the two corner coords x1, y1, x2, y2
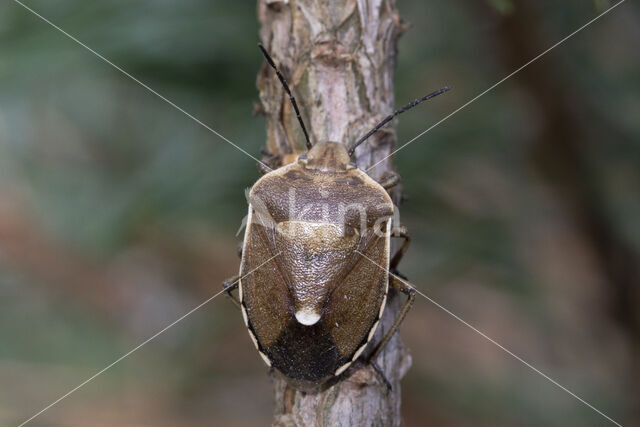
(258, 43, 312, 150)
(348, 86, 451, 156)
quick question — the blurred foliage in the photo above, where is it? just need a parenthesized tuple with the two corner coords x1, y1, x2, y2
(0, 0, 638, 426)
(486, 0, 514, 16)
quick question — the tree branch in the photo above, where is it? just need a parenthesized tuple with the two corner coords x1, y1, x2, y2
(257, 0, 410, 424)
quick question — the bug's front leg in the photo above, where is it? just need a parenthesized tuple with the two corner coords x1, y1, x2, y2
(222, 275, 241, 309)
(367, 273, 416, 382)
(257, 149, 282, 175)
(377, 171, 401, 192)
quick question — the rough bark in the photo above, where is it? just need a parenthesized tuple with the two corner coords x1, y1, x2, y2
(257, 0, 410, 425)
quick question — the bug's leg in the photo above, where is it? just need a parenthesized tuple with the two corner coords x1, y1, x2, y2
(377, 171, 401, 192)
(222, 275, 242, 309)
(390, 224, 410, 271)
(368, 273, 415, 365)
(257, 160, 273, 175)
(236, 241, 243, 258)
(258, 149, 281, 175)
(371, 361, 392, 391)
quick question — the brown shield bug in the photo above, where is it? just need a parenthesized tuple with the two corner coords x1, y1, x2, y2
(223, 44, 449, 389)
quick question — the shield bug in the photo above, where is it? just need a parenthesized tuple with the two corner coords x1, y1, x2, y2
(223, 44, 449, 390)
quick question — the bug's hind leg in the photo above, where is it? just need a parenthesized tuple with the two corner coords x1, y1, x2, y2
(371, 361, 392, 391)
(222, 275, 242, 309)
(390, 225, 410, 271)
(367, 273, 415, 368)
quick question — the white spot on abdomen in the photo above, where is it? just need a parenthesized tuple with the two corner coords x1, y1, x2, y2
(295, 308, 321, 326)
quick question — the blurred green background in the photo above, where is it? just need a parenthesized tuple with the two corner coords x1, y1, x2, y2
(1, 0, 638, 425)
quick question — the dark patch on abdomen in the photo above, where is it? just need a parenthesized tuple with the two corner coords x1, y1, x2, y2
(265, 319, 349, 382)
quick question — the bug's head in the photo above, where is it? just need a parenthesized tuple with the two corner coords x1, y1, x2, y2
(297, 141, 355, 172)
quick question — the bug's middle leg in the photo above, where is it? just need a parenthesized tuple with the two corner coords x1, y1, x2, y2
(223, 238, 245, 309)
(390, 225, 410, 271)
(236, 241, 243, 258)
(222, 275, 242, 309)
